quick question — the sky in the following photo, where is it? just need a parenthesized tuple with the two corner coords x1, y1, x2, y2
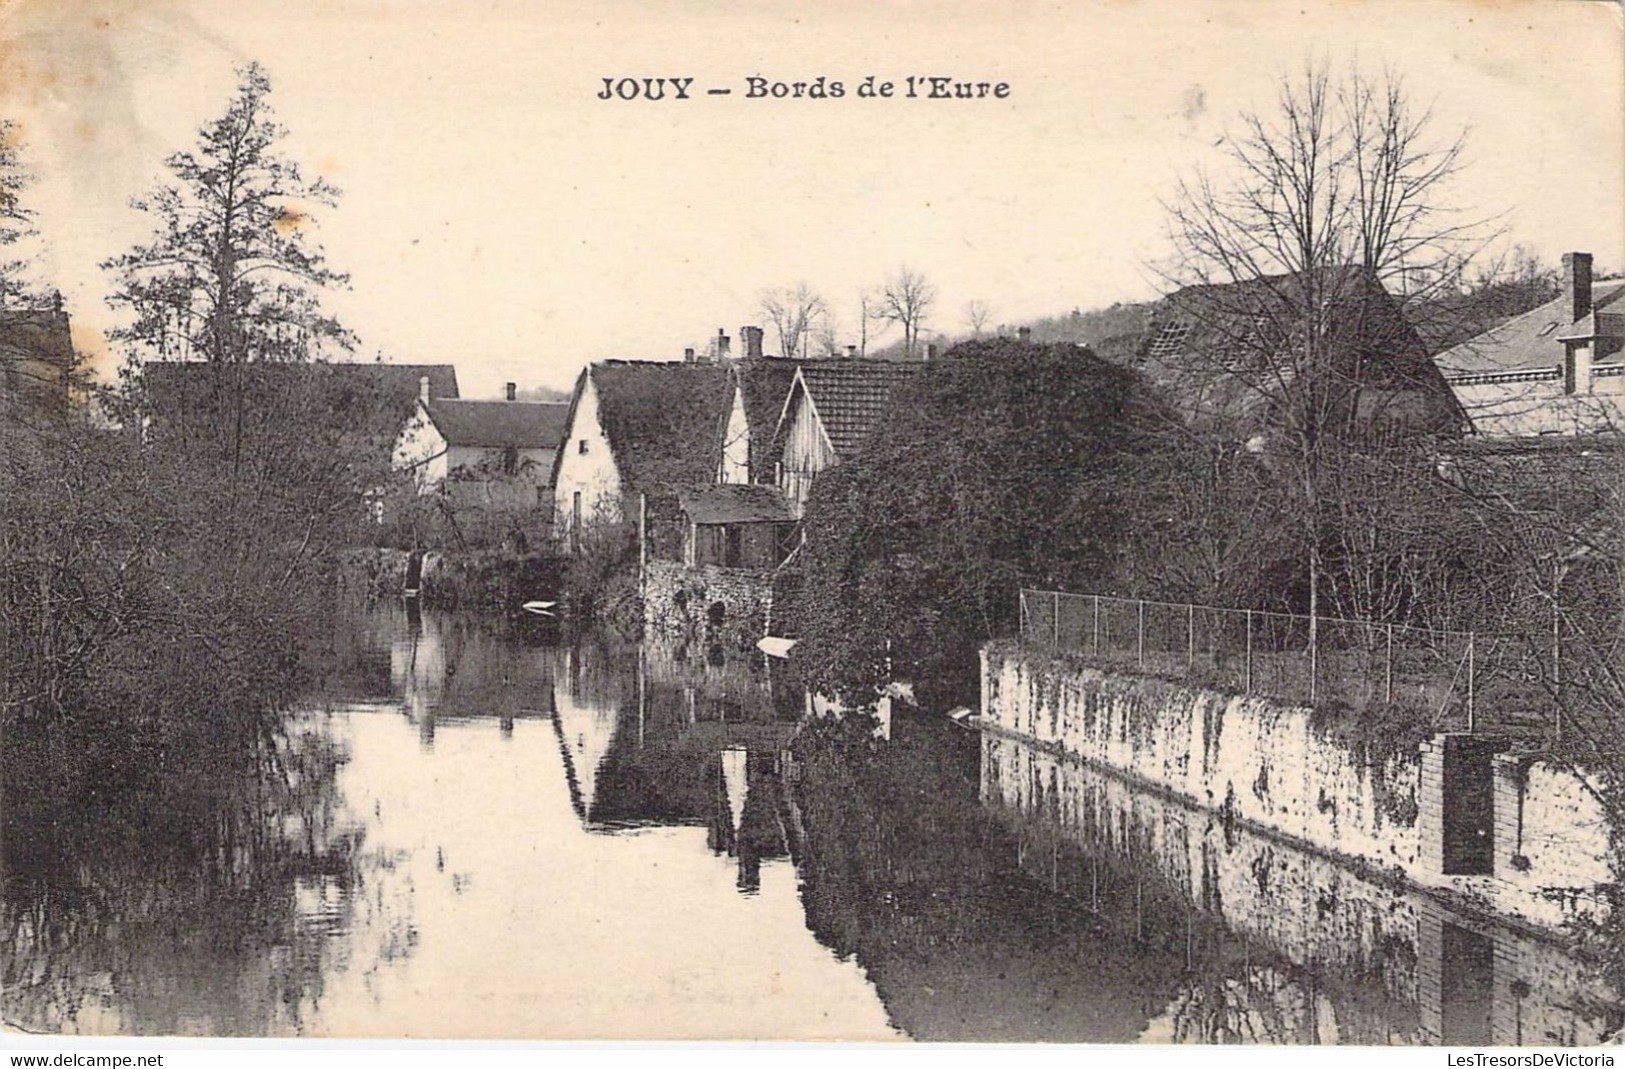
(0, 0, 1620, 398)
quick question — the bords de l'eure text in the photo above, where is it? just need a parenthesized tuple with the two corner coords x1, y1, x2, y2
(596, 75, 1011, 101)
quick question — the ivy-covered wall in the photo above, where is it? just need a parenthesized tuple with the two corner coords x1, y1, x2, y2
(981, 640, 1612, 936)
(643, 559, 772, 649)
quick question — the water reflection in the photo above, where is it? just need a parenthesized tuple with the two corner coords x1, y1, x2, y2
(6, 602, 1617, 1042)
(979, 731, 1625, 1045)
(2, 603, 893, 1039)
(552, 634, 800, 895)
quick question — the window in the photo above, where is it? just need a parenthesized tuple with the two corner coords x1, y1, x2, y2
(578, 439, 589, 454)
(1147, 322, 1191, 358)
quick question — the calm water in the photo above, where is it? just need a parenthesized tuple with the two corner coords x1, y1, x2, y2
(3, 604, 1620, 1042)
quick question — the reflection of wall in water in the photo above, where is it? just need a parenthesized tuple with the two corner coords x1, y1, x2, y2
(982, 734, 1621, 1046)
(981, 645, 1614, 934)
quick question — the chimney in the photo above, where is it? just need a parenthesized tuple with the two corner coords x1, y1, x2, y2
(845, 345, 858, 358)
(1017, 326, 1032, 342)
(684, 347, 696, 363)
(505, 382, 516, 402)
(741, 325, 764, 361)
(419, 374, 431, 404)
(1564, 252, 1594, 324)
(924, 343, 938, 361)
(705, 327, 730, 362)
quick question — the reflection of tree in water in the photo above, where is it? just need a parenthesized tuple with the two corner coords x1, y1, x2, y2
(789, 711, 1197, 1041)
(1, 716, 372, 1036)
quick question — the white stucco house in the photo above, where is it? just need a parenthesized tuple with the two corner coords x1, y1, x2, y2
(393, 380, 569, 513)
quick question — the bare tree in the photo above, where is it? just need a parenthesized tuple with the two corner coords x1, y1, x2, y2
(874, 267, 936, 359)
(1157, 59, 1485, 630)
(965, 299, 994, 338)
(758, 282, 826, 359)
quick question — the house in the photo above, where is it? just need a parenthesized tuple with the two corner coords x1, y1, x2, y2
(0, 294, 74, 432)
(773, 360, 921, 517)
(676, 483, 797, 569)
(393, 381, 569, 513)
(1434, 252, 1624, 441)
(551, 357, 731, 549)
(1131, 267, 1464, 441)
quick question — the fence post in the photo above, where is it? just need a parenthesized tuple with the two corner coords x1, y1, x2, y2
(1053, 591, 1061, 650)
(1309, 610, 1318, 705)
(1092, 595, 1100, 658)
(1244, 610, 1253, 695)
(1187, 603, 1195, 673)
(1019, 589, 1027, 640)
(1467, 632, 1475, 734)
(1137, 599, 1145, 670)
(1384, 623, 1393, 705)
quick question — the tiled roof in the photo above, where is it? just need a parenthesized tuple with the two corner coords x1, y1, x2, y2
(1434, 283, 1625, 377)
(588, 360, 731, 494)
(794, 361, 922, 459)
(678, 483, 794, 526)
(423, 399, 568, 449)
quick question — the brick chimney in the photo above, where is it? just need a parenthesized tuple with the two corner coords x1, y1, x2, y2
(1017, 326, 1032, 342)
(1564, 252, 1593, 324)
(684, 347, 696, 363)
(741, 325, 764, 360)
(505, 382, 516, 401)
(845, 344, 858, 358)
(923, 343, 938, 361)
(419, 374, 431, 404)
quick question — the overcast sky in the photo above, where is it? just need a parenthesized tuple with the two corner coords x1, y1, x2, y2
(1, 0, 1621, 397)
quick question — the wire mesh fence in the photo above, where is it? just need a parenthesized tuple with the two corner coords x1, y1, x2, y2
(1017, 589, 1561, 736)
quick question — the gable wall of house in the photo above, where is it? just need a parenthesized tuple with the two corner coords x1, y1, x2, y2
(719, 386, 750, 484)
(552, 371, 625, 534)
(391, 402, 450, 490)
(778, 385, 837, 518)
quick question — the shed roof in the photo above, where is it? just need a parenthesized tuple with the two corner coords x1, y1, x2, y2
(678, 483, 795, 525)
(423, 398, 568, 449)
(791, 361, 922, 459)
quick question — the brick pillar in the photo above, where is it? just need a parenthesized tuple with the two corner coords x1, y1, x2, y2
(1493, 754, 1524, 879)
(1416, 900, 1445, 1043)
(1418, 738, 1446, 876)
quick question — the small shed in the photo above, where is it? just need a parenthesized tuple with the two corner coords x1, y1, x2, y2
(677, 484, 797, 570)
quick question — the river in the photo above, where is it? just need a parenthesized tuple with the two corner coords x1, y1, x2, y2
(2, 603, 1619, 1043)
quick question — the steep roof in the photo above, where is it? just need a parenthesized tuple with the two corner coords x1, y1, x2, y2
(1130, 268, 1461, 434)
(678, 483, 795, 526)
(788, 361, 922, 459)
(588, 359, 731, 495)
(423, 398, 568, 449)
